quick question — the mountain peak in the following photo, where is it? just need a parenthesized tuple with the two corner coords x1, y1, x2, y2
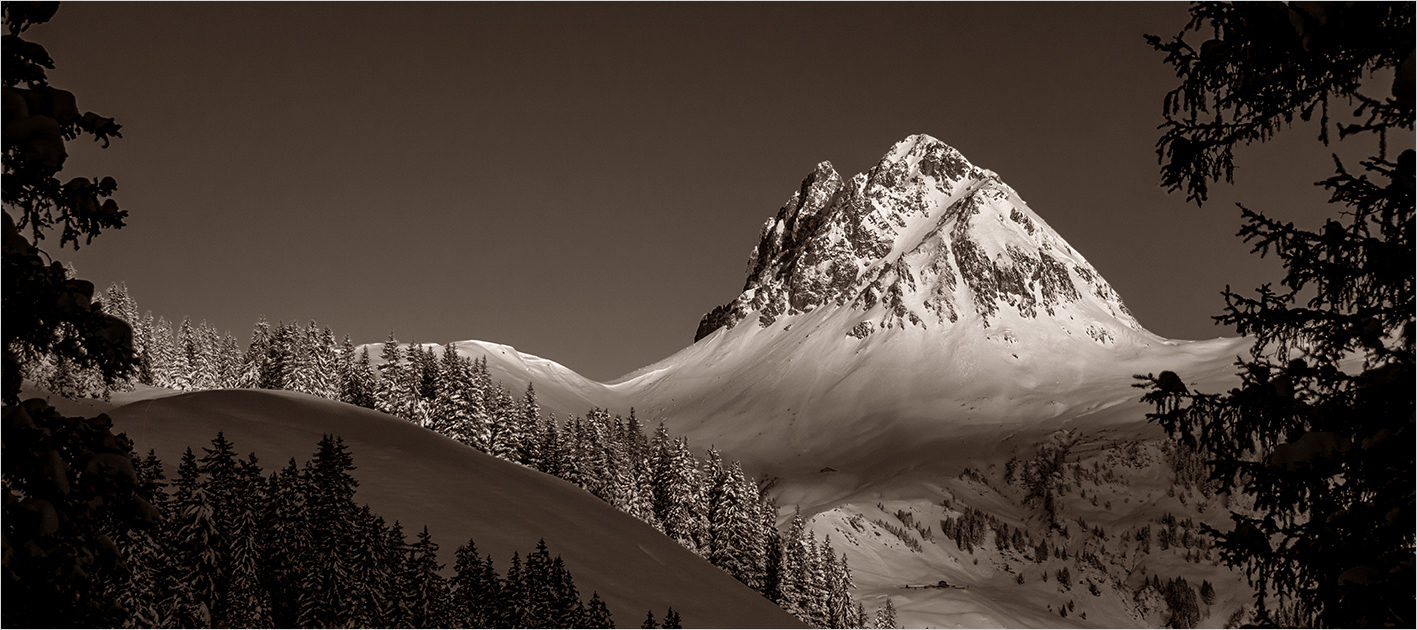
(695, 135, 1141, 344)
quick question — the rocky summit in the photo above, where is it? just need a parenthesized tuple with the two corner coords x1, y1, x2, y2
(696, 134, 1141, 346)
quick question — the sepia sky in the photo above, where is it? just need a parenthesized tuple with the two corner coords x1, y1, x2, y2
(30, 2, 1399, 382)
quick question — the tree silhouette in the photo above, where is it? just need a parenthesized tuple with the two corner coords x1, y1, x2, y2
(3, 1, 133, 400)
(2, 3, 155, 626)
(1139, 3, 1413, 626)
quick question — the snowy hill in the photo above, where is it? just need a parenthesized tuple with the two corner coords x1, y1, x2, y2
(105, 389, 802, 628)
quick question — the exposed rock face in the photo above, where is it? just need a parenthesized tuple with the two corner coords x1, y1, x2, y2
(695, 134, 1138, 342)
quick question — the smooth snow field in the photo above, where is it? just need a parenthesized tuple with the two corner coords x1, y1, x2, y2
(105, 389, 802, 629)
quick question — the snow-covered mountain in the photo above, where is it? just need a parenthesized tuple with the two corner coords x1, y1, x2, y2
(601, 135, 1244, 491)
(695, 134, 1139, 347)
(396, 135, 1255, 626)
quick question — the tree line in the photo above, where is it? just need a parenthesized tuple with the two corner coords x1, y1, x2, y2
(108, 432, 634, 628)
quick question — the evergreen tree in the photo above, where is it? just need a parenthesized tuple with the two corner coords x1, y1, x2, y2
(260, 458, 311, 627)
(168, 449, 223, 627)
(616, 411, 660, 531)
(802, 532, 828, 626)
(547, 555, 587, 628)
(538, 414, 567, 477)
(197, 432, 240, 621)
(165, 319, 193, 391)
(283, 321, 317, 396)
(100, 282, 140, 334)
(662, 607, 682, 629)
(196, 320, 222, 390)
(380, 521, 414, 627)
(136, 312, 157, 386)
(581, 409, 615, 501)
(1140, 4, 1414, 625)
(600, 428, 632, 512)
(221, 453, 271, 628)
(1200, 579, 1216, 606)
(405, 526, 451, 628)
(641, 609, 658, 629)
(486, 385, 524, 462)
(352, 346, 379, 409)
(337, 335, 358, 403)
(264, 322, 297, 392)
(219, 332, 242, 389)
(518, 383, 544, 467)
(432, 343, 472, 438)
(176, 317, 199, 390)
(523, 539, 555, 627)
(652, 427, 706, 553)
(376, 332, 408, 419)
(297, 435, 361, 627)
(875, 597, 899, 629)
(779, 508, 809, 617)
(468, 357, 492, 446)
(98, 283, 140, 389)
(822, 538, 856, 628)
(238, 317, 271, 389)
(561, 415, 589, 490)
(760, 504, 786, 604)
(345, 506, 396, 627)
(499, 552, 528, 628)
(708, 460, 764, 591)
(417, 344, 440, 402)
(149, 316, 178, 389)
(585, 592, 614, 629)
(310, 325, 339, 399)
(626, 446, 661, 531)
(112, 450, 177, 628)
(451, 538, 500, 628)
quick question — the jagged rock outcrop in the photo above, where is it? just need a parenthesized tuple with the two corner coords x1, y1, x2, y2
(695, 134, 1139, 343)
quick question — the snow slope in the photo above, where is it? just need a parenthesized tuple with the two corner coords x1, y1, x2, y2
(106, 389, 801, 629)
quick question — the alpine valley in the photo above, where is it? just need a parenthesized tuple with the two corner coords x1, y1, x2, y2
(67, 135, 1260, 628)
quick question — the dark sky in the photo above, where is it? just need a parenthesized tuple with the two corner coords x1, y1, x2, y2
(28, 2, 1400, 382)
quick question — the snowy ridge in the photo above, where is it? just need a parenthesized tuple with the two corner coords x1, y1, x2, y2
(356, 340, 614, 417)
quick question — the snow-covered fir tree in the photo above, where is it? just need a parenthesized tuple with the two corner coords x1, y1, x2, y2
(376, 332, 407, 419)
(237, 317, 272, 389)
(195, 321, 222, 390)
(309, 324, 339, 400)
(517, 383, 544, 468)
(486, 385, 526, 463)
(652, 426, 707, 553)
(875, 597, 899, 629)
(708, 460, 765, 591)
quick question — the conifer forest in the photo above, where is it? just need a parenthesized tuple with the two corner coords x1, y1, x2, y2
(21, 284, 876, 628)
